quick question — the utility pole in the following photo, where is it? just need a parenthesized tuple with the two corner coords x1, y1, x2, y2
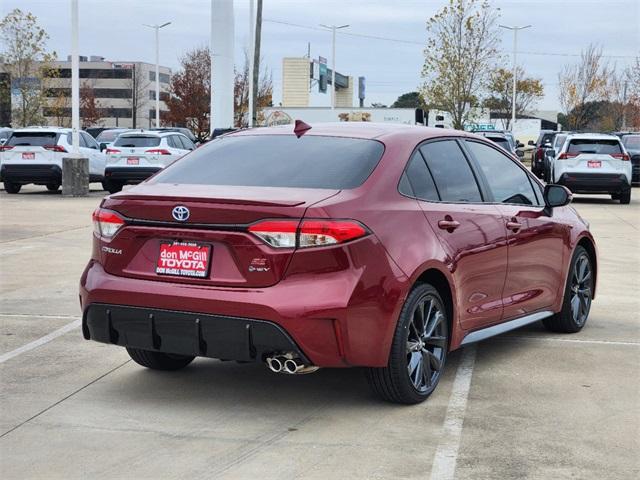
(320, 24, 349, 109)
(251, 0, 263, 126)
(70, 0, 80, 155)
(247, 0, 255, 127)
(144, 22, 171, 128)
(499, 24, 531, 131)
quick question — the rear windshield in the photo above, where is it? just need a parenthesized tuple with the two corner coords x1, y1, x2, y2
(622, 135, 640, 148)
(153, 135, 385, 189)
(540, 133, 555, 145)
(567, 139, 622, 155)
(486, 137, 511, 150)
(97, 130, 127, 142)
(114, 136, 160, 148)
(7, 132, 59, 147)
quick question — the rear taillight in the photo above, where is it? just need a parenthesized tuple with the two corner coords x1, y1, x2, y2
(92, 208, 125, 238)
(611, 153, 630, 161)
(248, 219, 368, 249)
(105, 148, 121, 154)
(0, 145, 13, 151)
(145, 148, 172, 155)
(558, 153, 578, 160)
(536, 147, 543, 159)
(43, 144, 67, 153)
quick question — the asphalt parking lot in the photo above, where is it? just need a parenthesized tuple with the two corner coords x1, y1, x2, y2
(1, 184, 638, 480)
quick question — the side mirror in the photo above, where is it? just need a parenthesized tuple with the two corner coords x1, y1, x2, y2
(527, 140, 535, 146)
(544, 184, 572, 208)
(516, 149, 524, 158)
(517, 141, 524, 148)
(100, 143, 107, 151)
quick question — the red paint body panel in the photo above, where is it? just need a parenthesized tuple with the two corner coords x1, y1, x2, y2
(80, 123, 597, 366)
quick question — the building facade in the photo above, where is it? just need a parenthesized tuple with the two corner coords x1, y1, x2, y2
(40, 57, 171, 128)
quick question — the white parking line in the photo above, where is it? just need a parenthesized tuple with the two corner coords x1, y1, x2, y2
(430, 344, 477, 480)
(0, 319, 81, 364)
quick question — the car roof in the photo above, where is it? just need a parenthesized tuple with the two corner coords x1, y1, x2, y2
(230, 122, 477, 144)
(119, 129, 186, 138)
(13, 127, 73, 133)
(565, 133, 621, 140)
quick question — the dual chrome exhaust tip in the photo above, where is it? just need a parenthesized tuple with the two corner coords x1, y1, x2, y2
(266, 353, 319, 375)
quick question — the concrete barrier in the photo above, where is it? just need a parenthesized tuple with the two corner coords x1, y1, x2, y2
(62, 157, 89, 197)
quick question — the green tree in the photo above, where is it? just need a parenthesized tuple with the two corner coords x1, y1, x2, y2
(391, 91, 426, 109)
(420, 0, 500, 130)
(0, 9, 56, 126)
(483, 67, 544, 129)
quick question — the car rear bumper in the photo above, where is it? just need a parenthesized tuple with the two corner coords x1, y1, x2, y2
(80, 250, 407, 368)
(105, 166, 161, 183)
(1, 164, 61, 184)
(557, 172, 631, 193)
(83, 303, 310, 364)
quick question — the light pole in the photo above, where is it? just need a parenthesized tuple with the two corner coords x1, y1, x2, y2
(144, 22, 171, 128)
(70, 0, 79, 155)
(499, 24, 531, 131)
(320, 24, 349, 109)
(248, 0, 255, 127)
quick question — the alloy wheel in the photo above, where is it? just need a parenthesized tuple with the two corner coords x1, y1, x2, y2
(570, 253, 592, 327)
(406, 295, 447, 393)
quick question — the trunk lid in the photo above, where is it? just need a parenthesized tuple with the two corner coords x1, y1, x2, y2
(99, 183, 339, 288)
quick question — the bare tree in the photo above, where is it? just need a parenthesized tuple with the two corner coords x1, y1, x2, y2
(126, 64, 150, 128)
(80, 80, 102, 128)
(558, 44, 610, 130)
(420, 0, 501, 129)
(234, 50, 272, 127)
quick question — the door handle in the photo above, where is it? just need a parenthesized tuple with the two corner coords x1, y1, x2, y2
(506, 219, 522, 232)
(438, 219, 460, 231)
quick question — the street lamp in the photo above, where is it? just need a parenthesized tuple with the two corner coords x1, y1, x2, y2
(499, 24, 531, 132)
(144, 21, 171, 128)
(320, 24, 349, 109)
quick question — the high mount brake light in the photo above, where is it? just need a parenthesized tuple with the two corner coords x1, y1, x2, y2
(145, 148, 172, 155)
(92, 208, 125, 238)
(248, 219, 368, 248)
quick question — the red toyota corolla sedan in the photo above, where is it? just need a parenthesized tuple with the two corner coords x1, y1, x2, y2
(80, 123, 597, 404)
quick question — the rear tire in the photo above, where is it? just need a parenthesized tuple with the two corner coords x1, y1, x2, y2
(46, 183, 60, 192)
(619, 190, 631, 204)
(543, 245, 594, 333)
(4, 181, 21, 194)
(366, 283, 449, 404)
(126, 347, 195, 371)
(102, 179, 123, 194)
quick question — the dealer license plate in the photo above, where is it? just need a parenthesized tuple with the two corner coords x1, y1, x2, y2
(156, 241, 211, 278)
(22, 152, 35, 160)
(587, 160, 601, 168)
(127, 157, 139, 165)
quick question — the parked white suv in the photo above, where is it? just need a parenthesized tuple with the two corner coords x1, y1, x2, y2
(0, 127, 107, 194)
(551, 133, 632, 204)
(103, 130, 195, 193)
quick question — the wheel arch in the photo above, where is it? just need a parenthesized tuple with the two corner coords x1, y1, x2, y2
(576, 235, 598, 299)
(414, 267, 456, 351)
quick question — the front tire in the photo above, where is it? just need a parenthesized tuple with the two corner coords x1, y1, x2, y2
(126, 347, 195, 370)
(366, 283, 449, 404)
(543, 245, 594, 333)
(46, 183, 60, 192)
(4, 181, 21, 194)
(102, 179, 123, 194)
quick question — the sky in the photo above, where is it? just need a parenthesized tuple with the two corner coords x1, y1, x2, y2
(2, 0, 639, 111)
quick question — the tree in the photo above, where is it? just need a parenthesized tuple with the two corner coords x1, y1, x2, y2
(624, 57, 640, 129)
(0, 8, 56, 126)
(126, 64, 151, 128)
(165, 47, 211, 142)
(483, 67, 544, 129)
(234, 50, 272, 127)
(391, 91, 426, 109)
(420, 0, 500, 130)
(558, 44, 611, 130)
(80, 81, 102, 128)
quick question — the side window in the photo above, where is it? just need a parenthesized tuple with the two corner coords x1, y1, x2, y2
(465, 140, 539, 205)
(399, 151, 439, 201)
(78, 132, 88, 148)
(183, 137, 195, 150)
(82, 132, 98, 149)
(169, 136, 181, 149)
(419, 140, 482, 203)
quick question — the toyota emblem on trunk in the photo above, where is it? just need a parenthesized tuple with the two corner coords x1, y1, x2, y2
(172, 206, 190, 222)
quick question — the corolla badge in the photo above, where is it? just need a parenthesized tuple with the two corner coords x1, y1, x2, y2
(172, 205, 190, 222)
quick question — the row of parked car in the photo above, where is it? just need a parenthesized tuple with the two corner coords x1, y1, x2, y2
(0, 126, 198, 194)
(529, 130, 638, 204)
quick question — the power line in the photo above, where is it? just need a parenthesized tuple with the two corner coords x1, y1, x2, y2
(263, 18, 637, 59)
